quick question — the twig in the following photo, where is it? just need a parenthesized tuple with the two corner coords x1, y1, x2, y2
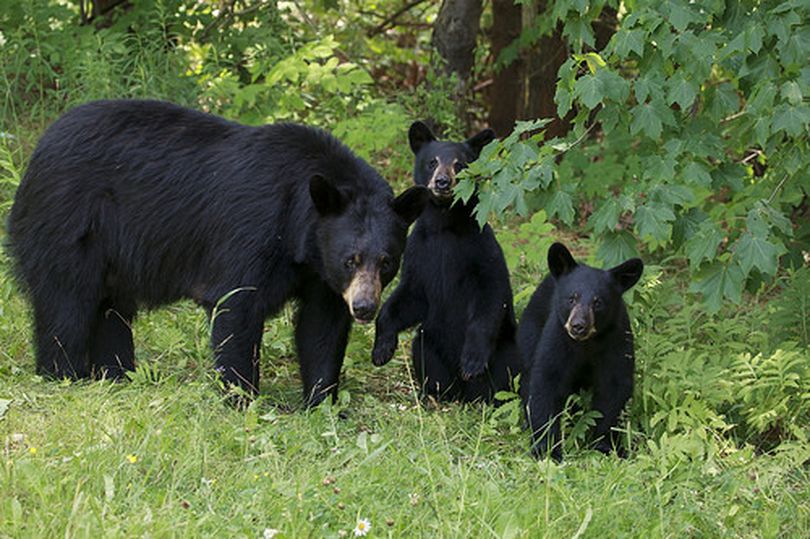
(720, 109, 746, 123)
(367, 0, 431, 37)
(767, 174, 789, 204)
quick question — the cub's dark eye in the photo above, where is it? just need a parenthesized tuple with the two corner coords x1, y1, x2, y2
(568, 295, 577, 305)
(428, 158, 439, 170)
(593, 297, 603, 308)
(380, 256, 394, 273)
(453, 162, 464, 173)
(345, 255, 359, 269)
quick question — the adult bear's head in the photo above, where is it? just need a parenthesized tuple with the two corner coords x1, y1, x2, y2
(309, 174, 428, 324)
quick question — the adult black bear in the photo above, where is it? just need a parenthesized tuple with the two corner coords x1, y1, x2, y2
(518, 243, 643, 460)
(371, 121, 521, 402)
(7, 99, 428, 406)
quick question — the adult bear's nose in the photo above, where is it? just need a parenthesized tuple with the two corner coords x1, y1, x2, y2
(570, 321, 587, 335)
(351, 298, 377, 324)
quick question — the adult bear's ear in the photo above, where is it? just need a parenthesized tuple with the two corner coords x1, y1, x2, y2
(465, 128, 496, 158)
(408, 121, 436, 155)
(610, 258, 644, 292)
(391, 185, 429, 225)
(310, 174, 346, 216)
(548, 242, 577, 278)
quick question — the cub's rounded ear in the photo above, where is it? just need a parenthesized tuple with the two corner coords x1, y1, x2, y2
(391, 185, 429, 225)
(548, 242, 577, 278)
(465, 128, 496, 158)
(408, 121, 436, 155)
(610, 258, 644, 292)
(310, 174, 345, 216)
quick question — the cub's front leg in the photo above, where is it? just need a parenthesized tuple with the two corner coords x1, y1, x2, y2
(372, 279, 426, 366)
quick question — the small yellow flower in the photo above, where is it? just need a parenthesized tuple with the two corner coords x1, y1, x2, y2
(28, 447, 37, 455)
(354, 518, 371, 537)
(126, 454, 138, 464)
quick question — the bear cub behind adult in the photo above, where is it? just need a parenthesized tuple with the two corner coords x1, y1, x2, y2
(518, 243, 643, 461)
(372, 121, 521, 402)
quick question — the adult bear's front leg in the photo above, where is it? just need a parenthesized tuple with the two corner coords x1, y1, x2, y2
(295, 283, 352, 408)
(210, 289, 264, 396)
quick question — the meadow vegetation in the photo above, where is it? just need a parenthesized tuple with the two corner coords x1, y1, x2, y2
(1, 1, 808, 537)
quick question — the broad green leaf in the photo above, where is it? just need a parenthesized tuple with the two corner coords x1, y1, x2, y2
(564, 17, 596, 48)
(684, 220, 724, 268)
(643, 155, 677, 182)
(555, 86, 573, 117)
(612, 28, 645, 58)
(781, 81, 803, 105)
(574, 74, 603, 109)
(631, 102, 663, 139)
(772, 104, 807, 136)
(589, 198, 621, 233)
(597, 231, 639, 267)
(669, 1, 701, 32)
(690, 261, 745, 312)
(596, 69, 631, 103)
(635, 203, 676, 243)
(546, 191, 575, 225)
(682, 162, 713, 187)
(634, 73, 664, 104)
(734, 233, 784, 276)
(668, 73, 698, 110)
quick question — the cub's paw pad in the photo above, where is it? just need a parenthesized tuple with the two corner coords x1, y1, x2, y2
(372, 338, 396, 366)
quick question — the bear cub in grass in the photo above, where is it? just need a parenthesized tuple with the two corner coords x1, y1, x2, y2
(7, 100, 428, 406)
(372, 121, 521, 402)
(518, 243, 643, 460)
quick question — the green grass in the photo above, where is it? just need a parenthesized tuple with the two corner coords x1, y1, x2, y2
(1, 253, 808, 537)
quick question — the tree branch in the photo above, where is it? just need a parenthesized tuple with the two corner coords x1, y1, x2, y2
(367, 0, 431, 37)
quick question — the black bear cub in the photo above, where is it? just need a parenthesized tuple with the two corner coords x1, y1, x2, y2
(372, 121, 521, 402)
(7, 100, 428, 407)
(518, 242, 643, 461)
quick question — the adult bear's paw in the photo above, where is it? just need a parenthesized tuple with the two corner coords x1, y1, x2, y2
(460, 349, 488, 381)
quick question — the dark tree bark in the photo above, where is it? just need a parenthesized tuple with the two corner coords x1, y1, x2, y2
(432, 0, 484, 80)
(524, 2, 570, 139)
(488, 0, 523, 135)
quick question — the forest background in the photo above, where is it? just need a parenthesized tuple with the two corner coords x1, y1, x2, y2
(0, 1, 808, 536)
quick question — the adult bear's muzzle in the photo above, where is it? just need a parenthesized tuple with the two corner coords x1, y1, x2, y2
(342, 267, 381, 324)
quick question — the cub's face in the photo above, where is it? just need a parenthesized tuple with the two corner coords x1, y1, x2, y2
(547, 243, 644, 342)
(310, 175, 428, 323)
(408, 121, 495, 202)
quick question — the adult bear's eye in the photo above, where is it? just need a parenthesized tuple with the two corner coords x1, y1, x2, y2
(428, 158, 438, 170)
(568, 294, 577, 305)
(453, 162, 464, 173)
(593, 297, 603, 308)
(345, 255, 359, 269)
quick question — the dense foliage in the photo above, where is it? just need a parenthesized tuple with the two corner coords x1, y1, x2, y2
(0, 1, 808, 535)
(461, 0, 810, 312)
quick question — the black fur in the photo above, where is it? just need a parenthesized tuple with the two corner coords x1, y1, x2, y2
(372, 121, 520, 402)
(518, 242, 643, 460)
(7, 99, 427, 406)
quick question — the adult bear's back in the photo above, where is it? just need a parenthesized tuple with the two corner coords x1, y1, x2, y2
(7, 99, 393, 306)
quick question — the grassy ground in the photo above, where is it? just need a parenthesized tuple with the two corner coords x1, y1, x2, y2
(1, 242, 808, 537)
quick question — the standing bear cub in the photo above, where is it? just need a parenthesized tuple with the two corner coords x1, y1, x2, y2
(7, 99, 428, 406)
(372, 121, 521, 402)
(518, 243, 643, 461)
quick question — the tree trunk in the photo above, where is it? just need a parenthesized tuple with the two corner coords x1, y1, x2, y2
(524, 1, 569, 139)
(487, 0, 523, 136)
(432, 0, 484, 80)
